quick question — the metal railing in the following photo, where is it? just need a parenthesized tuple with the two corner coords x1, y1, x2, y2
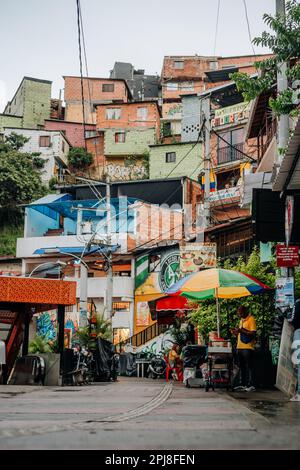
(115, 323, 169, 353)
(217, 143, 244, 165)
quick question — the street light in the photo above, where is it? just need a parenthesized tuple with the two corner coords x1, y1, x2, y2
(27, 260, 67, 278)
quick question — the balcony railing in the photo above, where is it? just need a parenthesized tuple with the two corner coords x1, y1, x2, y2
(217, 143, 244, 165)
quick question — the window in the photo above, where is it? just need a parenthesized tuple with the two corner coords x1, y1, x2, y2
(39, 135, 51, 147)
(162, 122, 172, 137)
(166, 82, 178, 91)
(62, 140, 65, 152)
(174, 61, 184, 69)
(209, 61, 218, 70)
(115, 132, 126, 143)
(166, 152, 176, 163)
(105, 108, 121, 120)
(102, 83, 115, 92)
(217, 128, 244, 164)
(179, 81, 194, 91)
(137, 107, 148, 121)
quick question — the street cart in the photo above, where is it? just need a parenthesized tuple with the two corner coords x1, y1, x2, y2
(204, 339, 233, 392)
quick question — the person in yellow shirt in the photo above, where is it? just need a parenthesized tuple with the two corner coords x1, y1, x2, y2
(231, 306, 257, 392)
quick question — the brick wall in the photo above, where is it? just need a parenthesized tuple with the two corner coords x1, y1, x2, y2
(97, 102, 160, 137)
(44, 120, 96, 147)
(64, 77, 129, 124)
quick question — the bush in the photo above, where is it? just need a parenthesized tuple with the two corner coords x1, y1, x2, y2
(67, 147, 93, 169)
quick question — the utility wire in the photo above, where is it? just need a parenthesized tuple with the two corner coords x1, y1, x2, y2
(211, 127, 257, 162)
(76, 0, 87, 150)
(242, 0, 256, 57)
(213, 0, 221, 57)
(78, 3, 103, 180)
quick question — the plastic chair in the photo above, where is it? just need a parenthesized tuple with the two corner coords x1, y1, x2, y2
(164, 355, 183, 382)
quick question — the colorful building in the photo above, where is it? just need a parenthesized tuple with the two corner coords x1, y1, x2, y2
(3, 76, 52, 128)
(64, 76, 132, 125)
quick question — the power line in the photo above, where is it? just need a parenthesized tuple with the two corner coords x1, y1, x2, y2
(213, 0, 221, 57)
(76, 0, 87, 150)
(211, 126, 257, 163)
(242, 0, 256, 57)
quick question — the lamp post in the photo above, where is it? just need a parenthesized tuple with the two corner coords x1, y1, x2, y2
(27, 260, 67, 278)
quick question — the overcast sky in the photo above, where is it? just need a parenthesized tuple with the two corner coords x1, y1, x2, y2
(0, 0, 275, 111)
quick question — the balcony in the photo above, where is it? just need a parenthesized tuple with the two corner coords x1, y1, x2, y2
(217, 143, 244, 165)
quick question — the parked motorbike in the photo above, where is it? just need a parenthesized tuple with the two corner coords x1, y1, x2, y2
(147, 353, 167, 379)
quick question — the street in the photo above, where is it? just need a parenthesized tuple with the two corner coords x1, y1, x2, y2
(0, 377, 299, 450)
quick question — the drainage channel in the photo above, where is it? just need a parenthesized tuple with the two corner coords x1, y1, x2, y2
(0, 383, 173, 439)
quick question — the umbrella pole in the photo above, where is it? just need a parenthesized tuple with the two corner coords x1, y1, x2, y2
(216, 288, 220, 338)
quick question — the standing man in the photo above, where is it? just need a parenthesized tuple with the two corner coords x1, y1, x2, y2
(231, 306, 257, 392)
(289, 299, 300, 401)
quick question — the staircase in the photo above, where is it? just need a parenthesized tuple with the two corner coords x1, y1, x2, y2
(115, 323, 169, 353)
(5, 313, 26, 381)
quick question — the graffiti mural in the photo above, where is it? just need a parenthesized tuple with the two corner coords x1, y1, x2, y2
(106, 163, 147, 181)
(36, 311, 57, 341)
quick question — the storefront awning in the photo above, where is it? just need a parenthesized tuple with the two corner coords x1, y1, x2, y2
(156, 295, 193, 312)
(34, 245, 119, 255)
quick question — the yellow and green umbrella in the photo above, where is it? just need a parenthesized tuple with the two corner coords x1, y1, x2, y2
(166, 268, 271, 337)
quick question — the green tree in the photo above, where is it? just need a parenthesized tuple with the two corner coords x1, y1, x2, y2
(0, 132, 30, 152)
(0, 151, 46, 209)
(67, 147, 93, 170)
(188, 247, 275, 345)
(231, 0, 300, 116)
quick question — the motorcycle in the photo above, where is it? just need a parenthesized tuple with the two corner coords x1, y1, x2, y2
(147, 353, 167, 379)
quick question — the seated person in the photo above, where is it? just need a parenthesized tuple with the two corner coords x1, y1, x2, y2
(168, 344, 183, 369)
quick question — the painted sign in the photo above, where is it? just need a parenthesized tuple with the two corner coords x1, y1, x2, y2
(275, 277, 295, 311)
(180, 243, 217, 274)
(136, 301, 151, 327)
(134, 248, 180, 330)
(276, 245, 299, 267)
(208, 186, 240, 203)
(159, 252, 180, 291)
(276, 319, 298, 397)
(212, 102, 251, 128)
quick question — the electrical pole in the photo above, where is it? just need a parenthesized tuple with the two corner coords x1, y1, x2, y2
(77, 205, 88, 328)
(106, 177, 113, 324)
(203, 97, 211, 230)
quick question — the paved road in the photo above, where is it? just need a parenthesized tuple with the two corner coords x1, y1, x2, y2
(0, 377, 299, 449)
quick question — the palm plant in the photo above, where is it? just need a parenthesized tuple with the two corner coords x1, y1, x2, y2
(74, 312, 112, 349)
(29, 334, 52, 354)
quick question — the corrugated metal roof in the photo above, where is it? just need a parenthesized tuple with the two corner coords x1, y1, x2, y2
(273, 117, 300, 191)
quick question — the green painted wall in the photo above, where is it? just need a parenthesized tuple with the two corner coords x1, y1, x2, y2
(149, 142, 203, 180)
(22, 79, 51, 128)
(0, 114, 23, 132)
(104, 128, 156, 156)
(3, 78, 51, 129)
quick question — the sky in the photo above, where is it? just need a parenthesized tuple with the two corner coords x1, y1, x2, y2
(0, 0, 275, 111)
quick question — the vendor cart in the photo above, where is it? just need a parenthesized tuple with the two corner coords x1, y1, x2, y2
(204, 340, 233, 392)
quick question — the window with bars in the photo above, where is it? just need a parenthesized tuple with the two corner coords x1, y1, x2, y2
(102, 83, 114, 92)
(39, 135, 51, 147)
(115, 132, 126, 143)
(166, 152, 176, 163)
